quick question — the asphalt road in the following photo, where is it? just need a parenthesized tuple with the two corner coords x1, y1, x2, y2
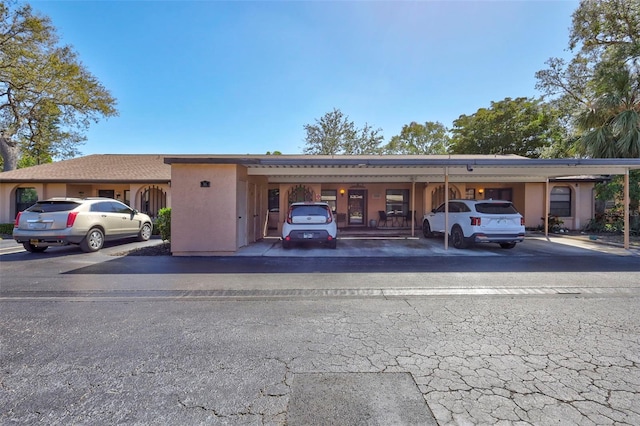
(1, 236, 639, 425)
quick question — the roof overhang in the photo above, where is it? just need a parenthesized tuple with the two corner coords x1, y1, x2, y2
(164, 156, 640, 184)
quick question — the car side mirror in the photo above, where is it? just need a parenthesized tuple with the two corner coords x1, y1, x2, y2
(431, 209, 436, 213)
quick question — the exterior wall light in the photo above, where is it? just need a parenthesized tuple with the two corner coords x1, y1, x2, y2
(339, 189, 345, 197)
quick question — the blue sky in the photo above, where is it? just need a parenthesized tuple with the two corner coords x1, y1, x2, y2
(31, 0, 579, 156)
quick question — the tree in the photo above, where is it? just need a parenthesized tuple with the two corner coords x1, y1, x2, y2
(448, 97, 564, 158)
(382, 121, 449, 155)
(0, 2, 117, 171)
(536, 0, 640, 158)
(302, 108, 383, 155)
(575, 65, 640, 158)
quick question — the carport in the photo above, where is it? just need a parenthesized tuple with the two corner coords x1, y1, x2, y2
(165, 155, 640, 254)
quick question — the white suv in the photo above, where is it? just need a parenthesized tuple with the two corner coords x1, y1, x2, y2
(422, 199, 525, 249)
(282, 202, 337, 249)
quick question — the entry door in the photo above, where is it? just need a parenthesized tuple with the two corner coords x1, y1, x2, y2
(348, 189, 366, 225)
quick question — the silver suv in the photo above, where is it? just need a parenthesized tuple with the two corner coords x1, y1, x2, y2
(282, 202, 338, 249)
(422, 199, 525, 249)
(13, 197, 153, 253)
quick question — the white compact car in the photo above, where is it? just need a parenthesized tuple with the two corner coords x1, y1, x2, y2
(282, 202, 337, 249)
(422, 199, 525, 249)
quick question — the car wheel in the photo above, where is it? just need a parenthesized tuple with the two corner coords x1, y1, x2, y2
(80, 228, 104, 253)
(22, 242, 48, 253)
(451, 226, 468, 249)
(137, 222, 152, 241)
(422, 220, 433, 238)
(329, 239, 337, 249)
(282, 240, 291, 249)
(500, 242, 517, 249)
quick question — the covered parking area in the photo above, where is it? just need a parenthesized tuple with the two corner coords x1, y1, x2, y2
(165, 155, 640, 255)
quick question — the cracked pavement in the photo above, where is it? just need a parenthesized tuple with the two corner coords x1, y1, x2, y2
(2, 294, 639, 425)
(1, 238, 639, 424)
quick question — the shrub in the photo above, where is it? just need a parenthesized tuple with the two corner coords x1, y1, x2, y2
(155, 208, 171, 241)
(0, 223, 14, 235)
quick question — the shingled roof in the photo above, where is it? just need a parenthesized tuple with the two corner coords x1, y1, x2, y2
(0, 154, 171, 183)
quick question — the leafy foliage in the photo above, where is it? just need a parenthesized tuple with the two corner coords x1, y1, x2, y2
(536, 0, 640, 159)
(155, 207, 171, 241)
(0, 2, 117, 171)
(302, 108, 383, 155)
(382, 121, 449, 154)
(448, 97, 564, 158)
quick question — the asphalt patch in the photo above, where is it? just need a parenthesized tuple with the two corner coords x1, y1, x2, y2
(287, 372, 437, 426)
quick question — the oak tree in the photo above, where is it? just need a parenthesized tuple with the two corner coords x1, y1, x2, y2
(0, 2, 117, 171)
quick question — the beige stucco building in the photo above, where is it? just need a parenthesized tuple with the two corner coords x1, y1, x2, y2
(2, 154, 639, 254)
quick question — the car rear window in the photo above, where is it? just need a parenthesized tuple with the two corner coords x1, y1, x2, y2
(290, 205, 330, 217)
(475, 202, 519, 214)
(26, 201, 81, 213)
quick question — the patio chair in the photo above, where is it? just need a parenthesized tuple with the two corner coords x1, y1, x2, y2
(378, 210, 389, 227)
(403, 210, 416, 227)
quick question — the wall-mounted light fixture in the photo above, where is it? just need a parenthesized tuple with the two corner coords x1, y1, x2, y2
(339, 188, 345, 197)
(200, 180, 210, 188)
(478, 188, 484, 195)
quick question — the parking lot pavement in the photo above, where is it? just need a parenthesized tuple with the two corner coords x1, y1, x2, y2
(1, 233, 640, 425)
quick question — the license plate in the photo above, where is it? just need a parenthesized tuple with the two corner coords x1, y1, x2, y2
(303, 232, 314, 239)
(30, 239, 40, 245)
(28, 222, 47, 230)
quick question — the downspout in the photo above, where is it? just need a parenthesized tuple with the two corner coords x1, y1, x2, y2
(624, 168, 630, 249)
(444, 167, 449, 250)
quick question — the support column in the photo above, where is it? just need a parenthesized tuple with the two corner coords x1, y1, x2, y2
(444, 167, 449, 250)
(624, 168, 630, 249)
(545, 179, 550, 240)
(411, 179, 416, 237)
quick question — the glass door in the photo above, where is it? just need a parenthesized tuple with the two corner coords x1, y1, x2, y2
(348, 189, 366, 225)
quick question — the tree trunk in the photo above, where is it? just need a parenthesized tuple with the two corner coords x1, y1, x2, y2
(0, 135, 20, 171)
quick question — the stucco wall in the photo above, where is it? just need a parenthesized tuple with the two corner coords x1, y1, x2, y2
(171, 164, 239, 256)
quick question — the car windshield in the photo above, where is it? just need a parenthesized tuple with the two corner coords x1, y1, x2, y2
(290, 205, 330, 218)
(26, 201, 81, 213)
(475, 202, 519, 214)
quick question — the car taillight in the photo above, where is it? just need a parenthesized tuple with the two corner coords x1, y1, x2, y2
(66, 212, 79, 227)
(521, 217, 525, 226)
(14, 212, 22, 227)
(470, 217, 481, 226)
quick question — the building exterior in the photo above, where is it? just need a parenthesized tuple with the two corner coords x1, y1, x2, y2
(2, 154, 639, 254)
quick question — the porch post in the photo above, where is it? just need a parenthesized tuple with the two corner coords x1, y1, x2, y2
(444, 167, 449, 250)
(624, 168, 630, 249)
(545, 179, 549, 239)
(411, 178, 416, 237)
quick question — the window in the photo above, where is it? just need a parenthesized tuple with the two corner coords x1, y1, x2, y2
(465, 189, 476, 199)
(268, 189, 279, 212)
(484, 188, 512, 201)
(321, 190, 337, 212)
(16, 187, 38, 217)
(550, 186, 572, 217)
(386, 189, 409, 215)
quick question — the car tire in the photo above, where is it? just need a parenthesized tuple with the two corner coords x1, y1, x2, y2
(500, 242, 517, 249)
(137, 222, 152, 242)
(451, 226, 468, 249)
(22, 242, 48, 253)
(80, 228, 104, 253)
(282, 240, 291, 249)
(422, 220, 433, 238)
(329, 239, 337, 249)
